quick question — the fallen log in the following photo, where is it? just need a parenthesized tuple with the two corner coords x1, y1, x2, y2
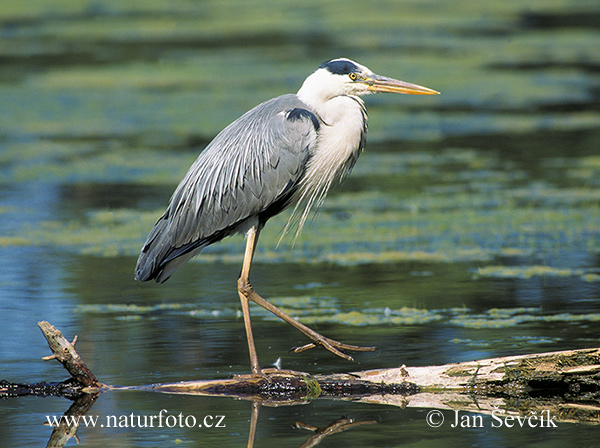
(141, 347, 600, 399)
(2, 322, 599, 425)
(137, 348, 600, 423)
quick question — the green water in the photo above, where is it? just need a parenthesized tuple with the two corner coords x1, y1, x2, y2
(1, 0, 599, 446)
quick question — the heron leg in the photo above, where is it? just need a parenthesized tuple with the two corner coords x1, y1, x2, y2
(238, 225, 263, 376)
(238, 226, 376, 364)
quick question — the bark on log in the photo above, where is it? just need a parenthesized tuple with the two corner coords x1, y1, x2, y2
(37, 321, 100, 389)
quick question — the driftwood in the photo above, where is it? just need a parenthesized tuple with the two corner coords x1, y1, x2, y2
(142, 348, 600, 424)
(37, 321, 102, 389)
(2, 321, 600, 447)
(0, 322, 102, 399)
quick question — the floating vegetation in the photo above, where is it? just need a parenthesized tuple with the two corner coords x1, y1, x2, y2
(76, 302, 242, 321)
(76, 296, 448, 326)
(297, 307, 446, 326)
(1, 141, 197, 185)
(321, 249, 492, 266)
(8, 173, 600, 267)
(451, 338, 491, 348)
(451, 336, 563, 347)
(75, 302, 199, 314)
(76, 296, 600, 336)
(475, 266, 600, 282)
(450, 307, 600, 329)
(75, 299, 600, 332)
(0, 236, 30, 247)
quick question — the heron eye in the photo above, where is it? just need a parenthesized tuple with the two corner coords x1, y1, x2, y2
(349, 73, 358, 81)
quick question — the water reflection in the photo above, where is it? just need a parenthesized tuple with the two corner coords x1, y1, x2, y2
(45, 394, 98, 448)
(41, 393, 378, 448)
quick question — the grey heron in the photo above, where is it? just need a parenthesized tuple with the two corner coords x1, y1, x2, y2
(135, 58, 438, 375)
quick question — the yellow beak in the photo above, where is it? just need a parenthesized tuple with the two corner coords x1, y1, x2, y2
(367, 74, 439, 95)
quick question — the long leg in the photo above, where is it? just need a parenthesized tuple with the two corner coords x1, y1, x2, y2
(238, 225, 262, 376)
(237, 225, 376, 371)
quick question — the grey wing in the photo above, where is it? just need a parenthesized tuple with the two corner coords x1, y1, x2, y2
(135, 94, 319, 283)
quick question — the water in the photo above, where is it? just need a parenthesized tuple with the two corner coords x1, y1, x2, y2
(1, 0, 599, 446)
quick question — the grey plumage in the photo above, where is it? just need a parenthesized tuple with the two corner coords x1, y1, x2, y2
(136, 95, 321, 283)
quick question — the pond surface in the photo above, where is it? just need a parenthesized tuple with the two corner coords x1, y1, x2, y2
(1, 0, 599, 446)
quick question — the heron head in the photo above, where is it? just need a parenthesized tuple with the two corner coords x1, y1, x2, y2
(298, 58, 438, 106)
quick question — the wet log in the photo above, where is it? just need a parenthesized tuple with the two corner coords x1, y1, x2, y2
(346, 348, 600, 424)
(144, 348, 600, 401)
(2, 322, 599, 424)
(353, 347, 600, 396)
(37, 321, 101, 390)
(0, 378, 88, 399)
(140, 348, 600, 423)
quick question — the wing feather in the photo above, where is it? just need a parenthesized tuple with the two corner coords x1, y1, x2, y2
(135, 94, 318, 282)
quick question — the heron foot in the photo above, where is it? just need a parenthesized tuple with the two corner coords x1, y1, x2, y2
(291, 338, 377, 362)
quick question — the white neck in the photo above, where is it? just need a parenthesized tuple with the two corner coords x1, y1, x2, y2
(297, 69, 344, 116)
(289, 73, 368, 239)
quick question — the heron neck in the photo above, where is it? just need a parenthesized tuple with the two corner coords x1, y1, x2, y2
(285, 93, 367, 240)
(299, 93, 365, 128)
(297, 71, 347, 118)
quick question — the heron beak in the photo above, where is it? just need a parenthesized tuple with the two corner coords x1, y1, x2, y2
(366, 74, 439, 95)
